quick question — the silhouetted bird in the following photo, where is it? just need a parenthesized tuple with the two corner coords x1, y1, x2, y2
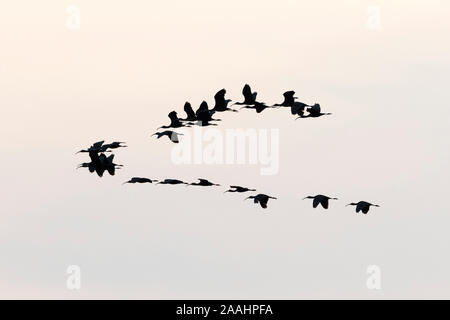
(76, 140, 126, 154)
(245, 193, 277, 208)
(195, 101, 219, 122)
(99, 153, 122, 176)
(157, 179, 188, 185)
(77, 150, 106, 176)
(152, 130, 183, 143)
(102, 141, 127, 150)
(158, 111, 189, 129)
(213, 89, 236, 112)
(297, 104, 331, 119)
(123, 177, 157, 184)
(273, 91, 297, 107)
(240, 101, 274, 114)
(182, 102, 197, 121)
(78, 151, 122, 177)
(76, 140, 107, 154)
(224, 185, 256, 193)
(233, 84, 258, 106)
(77, 162, 96, 173)
(303, 194, 338, 209)
(188, 178, 220, 186)
(346, 201, 380, 214)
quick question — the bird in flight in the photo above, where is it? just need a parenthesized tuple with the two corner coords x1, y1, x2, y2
(245, 193, 277, 208)
(76, 140, 106, 154)
(77, 151, 122, 177)
(188, 179, 220, 186)
(98, 153, 122, 176)
(195, 101, 220, 123)
(240, 101, 274, 114)
(181, 102, 197, 121)
(212, 89, 236, 112)
(224, 185, 256, 193)
(346, 201, 380, 214)
(157, 179, 188, 185)
(303, 194, 338, 209)
(273, 90, 297, 107)
(233, 84, 258, 106)
(296, 103, 331, 119)
(158, 111, 189, 129)
(151, 130, 183, 143)
(76, 140, 127, 154)
(102, 141, 127, 150)
(123, 177, 158, 184)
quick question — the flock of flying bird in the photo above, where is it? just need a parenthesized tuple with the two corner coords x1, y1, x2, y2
(76, 84, 380, 214)
(151, 84, 331, 144)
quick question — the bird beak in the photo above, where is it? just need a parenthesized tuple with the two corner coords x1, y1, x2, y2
(302, 197, 308, 200)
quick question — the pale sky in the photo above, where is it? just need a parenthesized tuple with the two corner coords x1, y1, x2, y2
(1, 0, 450, 299)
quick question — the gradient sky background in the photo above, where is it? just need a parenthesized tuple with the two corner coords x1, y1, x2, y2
(1, 0, 450, 298)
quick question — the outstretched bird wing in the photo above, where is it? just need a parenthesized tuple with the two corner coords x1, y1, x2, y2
(284, 91, 295, 98)
(92, 140, 105, 148)
(242, 84, 253, 103)
(321, 198, 329, 209)
(313, 197, 321, 208)
(214, 89, 226, 101)
(184, 102, 196, 119)
(291, 102, 308, 115)
(259, 198, 268, 208)
(356, 202, 364, 213)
